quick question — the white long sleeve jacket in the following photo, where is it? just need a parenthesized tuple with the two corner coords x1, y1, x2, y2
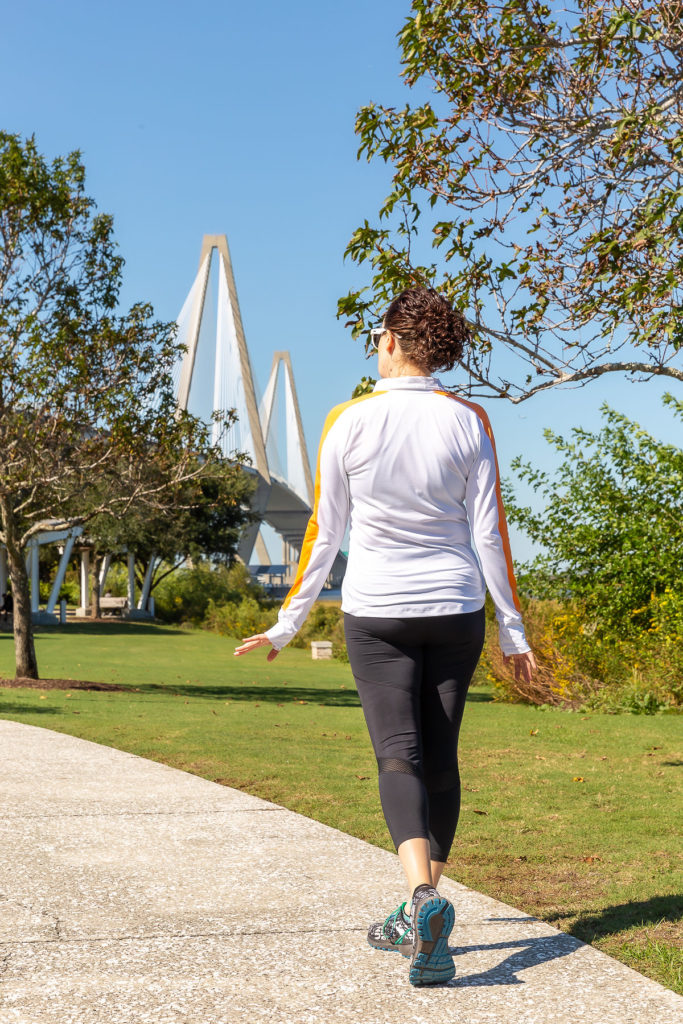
(265, 376, 530, 656)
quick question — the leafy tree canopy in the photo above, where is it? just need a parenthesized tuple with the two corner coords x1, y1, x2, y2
(88, 455, 256, 592)
(339, 0, 683, 400)
(0, 133, 252, 676)
(0, 132, 193, 544)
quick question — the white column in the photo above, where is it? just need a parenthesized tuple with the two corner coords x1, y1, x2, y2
(30, 542, 40, 613)
(99, 553, 113, 594)
(47, 532, 77, 614)
(137, 556, 156, 611)
(0, 546, 7, 595)
(79, 549, 90, 616)
(127, 552, 136, 611)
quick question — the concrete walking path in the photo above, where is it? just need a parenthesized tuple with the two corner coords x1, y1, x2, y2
(0, 719, 681, 1024)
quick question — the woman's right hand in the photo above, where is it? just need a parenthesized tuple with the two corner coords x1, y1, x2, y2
(233, 633, 279, 661)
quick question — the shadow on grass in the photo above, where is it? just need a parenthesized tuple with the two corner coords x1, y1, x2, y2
(0, 676, 495, 709)
(134, 683, 362, 707)
(126, 682, 494, 707)
(34, 623, 186, 638)
(564, 894, 683, 944)
(0, 703, 62, 716)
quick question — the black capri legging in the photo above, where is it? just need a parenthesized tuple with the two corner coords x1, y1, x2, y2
(344, 607, 485, 863)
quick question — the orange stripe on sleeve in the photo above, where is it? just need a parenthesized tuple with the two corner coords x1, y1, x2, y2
(435, 390, 522, 612)
(281, 391, 383, 612)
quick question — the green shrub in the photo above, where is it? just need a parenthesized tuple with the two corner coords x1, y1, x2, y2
(37, 578, 80, 604)
(506, 396, 683, 644)
(289, 601, 348, 661)
(290, 603, 342, 645)
(204, 597, 350, 659)
(496, 396, 683, 713)
(486, 596, 682, 713)
(153, 562, 268, 624)
(204, 597, 277, 638)
(58, 579, 80, 605)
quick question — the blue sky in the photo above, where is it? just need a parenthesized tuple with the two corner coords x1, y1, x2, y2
(3, 0, 680, 562)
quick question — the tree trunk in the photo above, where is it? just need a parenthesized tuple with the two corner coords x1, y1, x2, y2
(0, 497, 39, 679)
(90, 552, 102, 619)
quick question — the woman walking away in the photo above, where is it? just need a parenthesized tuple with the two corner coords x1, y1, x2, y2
(235, 287, 535, 986)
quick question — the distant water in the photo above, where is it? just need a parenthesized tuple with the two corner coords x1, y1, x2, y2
(263, 586, 342, 602)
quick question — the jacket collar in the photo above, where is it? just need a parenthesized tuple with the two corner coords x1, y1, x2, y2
(373, 376, 443, 392)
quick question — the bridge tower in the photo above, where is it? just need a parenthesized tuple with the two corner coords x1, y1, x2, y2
(173, 234, 336, 579)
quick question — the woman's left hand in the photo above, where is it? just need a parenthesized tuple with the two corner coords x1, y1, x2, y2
(502, 650, 537, 683)
(233, 633, 279, 661)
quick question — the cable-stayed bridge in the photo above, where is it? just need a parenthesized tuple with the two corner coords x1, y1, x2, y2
(174, 234, 345, 583)
(0, 234, 345, 623)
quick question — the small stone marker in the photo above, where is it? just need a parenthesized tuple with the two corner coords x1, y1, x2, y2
(311, 641, 333, 660)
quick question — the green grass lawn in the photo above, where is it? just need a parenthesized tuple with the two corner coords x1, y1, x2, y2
(1, 622, 681, 994)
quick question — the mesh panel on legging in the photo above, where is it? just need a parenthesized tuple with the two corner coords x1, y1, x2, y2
(378, 757, 422, 776)
(377, 757, 429, 852)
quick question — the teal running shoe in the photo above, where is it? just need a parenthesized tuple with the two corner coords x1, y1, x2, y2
(408, 886, 455, 986)
(367, 902, 414, 957)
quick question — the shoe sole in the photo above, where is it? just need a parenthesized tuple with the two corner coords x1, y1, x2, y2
(409, 896, 455, 986)
(367, 937, 413, 958)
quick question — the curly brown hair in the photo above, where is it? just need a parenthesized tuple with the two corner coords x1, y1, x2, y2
(383, 288, 470, 374)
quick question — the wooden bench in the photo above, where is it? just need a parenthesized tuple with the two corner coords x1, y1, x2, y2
(99, 596, 128, 616)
